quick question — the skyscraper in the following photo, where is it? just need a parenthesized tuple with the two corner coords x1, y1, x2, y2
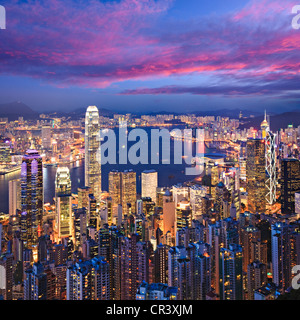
(247, 261, 267, 300)
(85, 106, 101, 202)
(260, 110, 269, 140)
(141, 170, 158, 204)
(189, 184, 206, 219)
(121, 170, 137, 216)
(55, 167, 72, 241)
(280, 158, 300, 214)
(24, 262, 47, 300)
(219, 244, 243, 300)
(271, 222, 291, 293)
(0, 253, 13, 300)
(175, 198, 192, 235)
(66, 256, 110, 300)
(265, 131, 277, 205)
(20, 142, 43, 250)
(41, 126, 52, 150)
(246, 138, 266, 213)
(8, 179, 21, 216)
(108, 170, 121, 207)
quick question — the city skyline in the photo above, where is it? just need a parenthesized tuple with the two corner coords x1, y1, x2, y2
(1, 0, 300, 306)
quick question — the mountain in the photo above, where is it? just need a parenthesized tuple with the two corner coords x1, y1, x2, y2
(0, 101, 39, 120)
(143, 108, 262, 118)
(239, 111, 300, 131)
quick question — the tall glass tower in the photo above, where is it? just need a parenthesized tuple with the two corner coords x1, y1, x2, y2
(55, 167, 72, 240)
(246, 138, 266, 213)
(85, 106, 101, 202)
(20, 141, 43, 250)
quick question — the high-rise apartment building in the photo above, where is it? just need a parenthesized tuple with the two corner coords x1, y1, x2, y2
(136, 281, 177, 300)
(271, 222, 291, 293)
(66, 256, 110, 300)
(247, 261, 267, 300)
(0, 253, 13, 300)
(219, 244, 243, 300)
(24, 262, 47, 300)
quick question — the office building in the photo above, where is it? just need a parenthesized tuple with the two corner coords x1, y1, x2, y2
(20, 142, 43, 250)
(280, 159, 300, 214)
(246, 138, 266, 213)
(141, 170, 158, 204)
(8, 179, 21, 216)
(85, 106, 101, 201)
(55, 167, 72, 240)
(121, 170, 137, 216)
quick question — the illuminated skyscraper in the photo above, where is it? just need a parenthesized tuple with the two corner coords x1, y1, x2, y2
(141, 170, 158, 204)
(66, 256, 110, 300)
(85, 106, 101, 202)
(41, 126, 52, 150)
(172, 184, 189, 206)
(8, 179, 21, 216)
(271, 222, 291, 292)
(24, 262, 47, 300)
(55, 167, 72, 240)
(108, 170, 121, 207)
(280, 159, 300, 214)
(261, 112, 277, 205)
(247, 261, 267, 300)
(246, 139, 266, 213)
(265, 131, 277, 205)
(175, 198, 192, 235)
(189, 184, 206, 219)
(77, 186, 90, 209)
(260, 110, 269, 140)
(20, 142, 43, 250)
(219, 244, 243, 300)
(121, 170, 137, 216)
(0, 253, 13, 300)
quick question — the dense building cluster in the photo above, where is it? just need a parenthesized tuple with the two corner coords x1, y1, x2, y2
(0, 106, 300, 300)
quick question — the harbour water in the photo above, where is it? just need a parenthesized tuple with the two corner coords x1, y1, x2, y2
(0, 126, 215, 213)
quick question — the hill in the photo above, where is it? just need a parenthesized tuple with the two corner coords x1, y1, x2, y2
(0, 101, 39, 120)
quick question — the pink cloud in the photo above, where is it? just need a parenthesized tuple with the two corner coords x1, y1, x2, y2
(0, 0, 299, 93)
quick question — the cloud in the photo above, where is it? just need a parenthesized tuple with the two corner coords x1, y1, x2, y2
(0, 0, 299, 98)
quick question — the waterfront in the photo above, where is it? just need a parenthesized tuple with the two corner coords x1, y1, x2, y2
(0, 127, 216, 213)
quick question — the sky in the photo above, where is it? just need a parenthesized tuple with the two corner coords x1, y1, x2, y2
(0, 0, 300, 114)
